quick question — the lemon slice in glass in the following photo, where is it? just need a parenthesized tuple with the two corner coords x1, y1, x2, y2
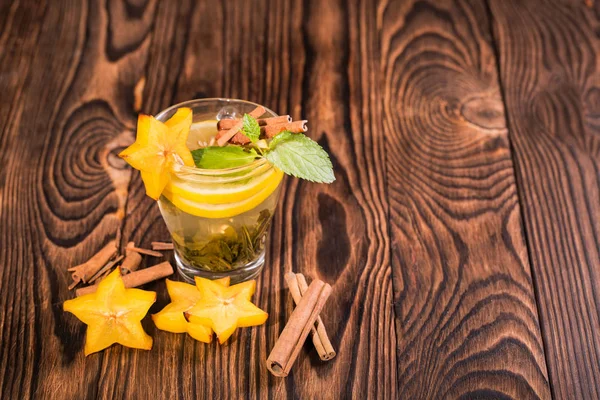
(166, 165, 278, 204)
(163, 169, 283, 218)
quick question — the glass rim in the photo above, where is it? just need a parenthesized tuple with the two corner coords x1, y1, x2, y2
(156, 97, 277, 176)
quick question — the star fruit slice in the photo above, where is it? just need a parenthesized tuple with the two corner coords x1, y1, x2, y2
(186, 277, 268, 344)
(152, 277, 230, 343)
(119, 108, 195, 200)
(63, 268, 156, 356)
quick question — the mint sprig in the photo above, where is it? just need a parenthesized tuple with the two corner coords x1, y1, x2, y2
(265, 131, 335, 183)
(240, 114, 261, 143)
(192, 147, 258, 169)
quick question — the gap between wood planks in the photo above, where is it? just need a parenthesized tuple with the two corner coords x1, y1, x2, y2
(482, 1, 556, 398)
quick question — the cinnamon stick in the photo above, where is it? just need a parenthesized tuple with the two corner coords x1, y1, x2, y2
(126, 242, 163, 257)
(228, 131, 251, 145)
(68, 240, 117, 289)
(267, 279, 332, 377)
(219, 119, 308, 144)
(260, 115, 292, 125)
(216, 106, 266, 146)
(76, 261, 174, 297)
(88, 255, 124, 283)
(98, 268, 112, 282)
(151, 241, 174, 251)
(120, 251, 142, 274)
(125, 241, 136, 254)
(288, 273, 336, 361)
(217, 115, 291, 130)
(262, 120, 308, 138)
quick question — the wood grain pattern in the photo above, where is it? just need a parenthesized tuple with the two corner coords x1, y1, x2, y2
(380, 0, 551, 398)
(490, 0, 600, 398)
(3, 0, 599, 398)
(0, 1, 131, 399)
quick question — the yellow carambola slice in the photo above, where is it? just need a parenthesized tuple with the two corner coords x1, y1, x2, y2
(152, 277, 230, 343)
(186, 278, 267, 344)
(163, 168, 283, 218)
(63, 269, 155, 355)
(119, 109, 194, 200)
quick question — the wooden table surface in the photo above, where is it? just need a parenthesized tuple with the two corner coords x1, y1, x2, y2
(2, 0, 600, 399)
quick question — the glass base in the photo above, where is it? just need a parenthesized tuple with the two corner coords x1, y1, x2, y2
(174, 249, 266, 284)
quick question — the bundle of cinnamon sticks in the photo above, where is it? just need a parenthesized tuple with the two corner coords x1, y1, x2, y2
(67, 238, 175, 296)
(215, 105, 308, 146)
(266, 272, 336, 377)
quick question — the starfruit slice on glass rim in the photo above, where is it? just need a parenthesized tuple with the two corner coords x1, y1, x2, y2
(120, 108, 195, 200)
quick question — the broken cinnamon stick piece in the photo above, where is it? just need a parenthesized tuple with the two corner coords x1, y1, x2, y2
(267, 279, 332, 377)
(215, 120, 243, 146)
(67, 280, 80, 291)
(295, 273, 336, 361)
(151, 242, 174, 251)
(228, 131, 251, 145)
(216, 105, 266, 146)
(125, 241, 136, 254)
(76, 261, 174, 297)
(68, 240, 117, 288)
(120, 251, 142, 274)
(262, 120, 308, 138)
(217, 115, 291, 130)
(216, 119, 231, 131)
(126, 242, 163, 257)
(88, 255, 124, 283)
(98, 268, 112, 282)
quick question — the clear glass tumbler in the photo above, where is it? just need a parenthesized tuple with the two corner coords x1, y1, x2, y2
(155, 99, 283, 283)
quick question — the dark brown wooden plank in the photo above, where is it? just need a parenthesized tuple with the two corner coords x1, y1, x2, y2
(489, 0, 600, 398)
(380, 0, 551, 398)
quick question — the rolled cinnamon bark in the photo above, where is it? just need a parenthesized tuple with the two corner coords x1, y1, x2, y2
(75, 261, 173, 297)
(228, 131, 251, 145)
(216, 120, 244, 146)
(217, 115, 292, 130)
(89, 255, 124, 283)
(267, 279, 331, 377)
(125, 241, 136, 253)
(295, 273, 336, 361)
(216, 106, 265, 146)
(151, 242, 174, 251)
(126, 242, 163, 258)
(68, 240, 117, 288)
(262, 120, 308, 138)
(120, 251, 142, 274)
(284, 273, 335, 361)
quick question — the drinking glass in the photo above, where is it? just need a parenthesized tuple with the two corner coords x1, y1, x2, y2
(155, 99, 283, 283)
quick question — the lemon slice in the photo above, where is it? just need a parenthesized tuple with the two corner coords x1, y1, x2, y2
(163, 169, 283, 218)
(188, 120, 219, 149)
(166, 165, 278, 204)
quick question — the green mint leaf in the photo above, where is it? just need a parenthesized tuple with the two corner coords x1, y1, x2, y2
(191, 146, 258, 169)
(240, 114, 260, 143)
(265, 131, 335, 183)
